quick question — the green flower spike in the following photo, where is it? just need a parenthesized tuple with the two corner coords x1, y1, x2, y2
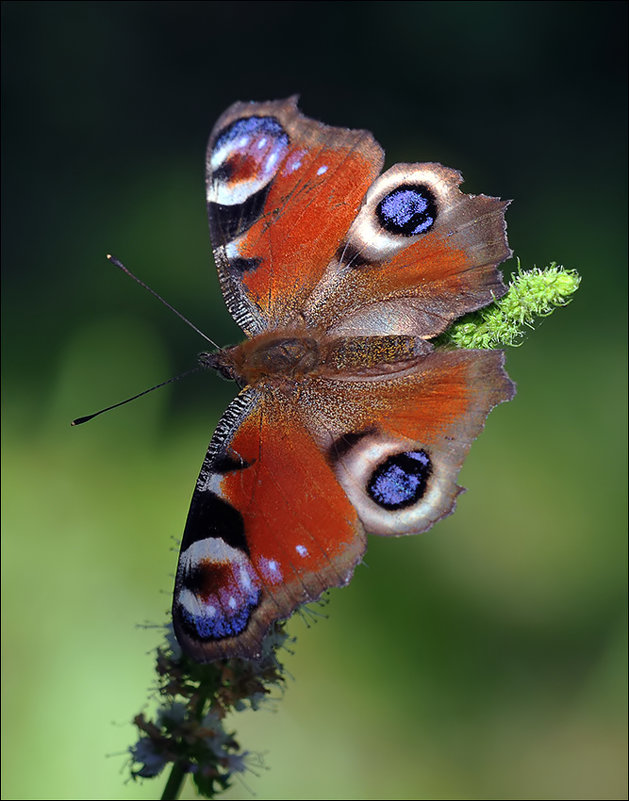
(436, 262, 581, 350)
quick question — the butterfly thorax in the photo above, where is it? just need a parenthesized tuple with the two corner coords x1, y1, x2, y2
(200, 331, 320, 386)
(200, 331, 432, 387)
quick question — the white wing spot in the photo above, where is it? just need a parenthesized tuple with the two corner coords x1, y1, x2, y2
(317, 165, 328, 175)
(257, 137, 268, 149)
(296, 544, 308, 557)
(266, 151, 279, 171)
(259, 556, 283, 583)
(228, 597, 237, 610)
(238, 136, 250, 148)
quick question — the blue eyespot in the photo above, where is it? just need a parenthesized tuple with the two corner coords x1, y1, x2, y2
(208, 115, 290, 211)
(179, 557, 261, 641)
(175, 535, 262, 642)
(214, 116, 288, 153)
(181, 595, 259, 640)
(376, 185, 437, 236)
(367, 450, 432, 509)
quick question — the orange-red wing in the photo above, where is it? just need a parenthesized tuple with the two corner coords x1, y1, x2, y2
(172, 387, 365, 662)
(206, 97, 384, 336)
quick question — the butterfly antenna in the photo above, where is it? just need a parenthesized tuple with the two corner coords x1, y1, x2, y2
(71, 367, 202, 426)
(106, 254, 221, 350)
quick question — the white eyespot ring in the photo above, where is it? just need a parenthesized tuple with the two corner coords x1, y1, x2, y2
(343, 163, 462, 263)
(207, 116, 289, 206)
(333, 431, 459, 535)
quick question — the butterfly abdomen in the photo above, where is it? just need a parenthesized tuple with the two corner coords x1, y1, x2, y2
(321, 335, 432, 375)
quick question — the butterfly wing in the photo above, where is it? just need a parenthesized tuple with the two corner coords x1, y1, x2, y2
(206, 96, 384, 336)
(172, 388, 366, 662)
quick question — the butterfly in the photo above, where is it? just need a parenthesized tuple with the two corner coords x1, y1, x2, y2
(172, 97, 515, 662)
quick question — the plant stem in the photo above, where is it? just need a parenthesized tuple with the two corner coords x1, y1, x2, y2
(159, 684, 212, 800)
(161, 761, 187, 801)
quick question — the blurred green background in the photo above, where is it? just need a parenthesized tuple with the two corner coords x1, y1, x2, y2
(2, 2, 627, 799)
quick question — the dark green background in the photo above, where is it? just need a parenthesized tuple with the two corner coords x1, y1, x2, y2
(2, 2, 627, 799)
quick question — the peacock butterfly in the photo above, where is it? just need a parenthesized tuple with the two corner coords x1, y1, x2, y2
(172, 97, 515, 662)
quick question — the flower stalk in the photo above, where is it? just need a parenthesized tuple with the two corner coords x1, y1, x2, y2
(129, 626, 289, 799)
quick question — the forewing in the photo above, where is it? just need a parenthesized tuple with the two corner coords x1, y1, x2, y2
(172, 387, 366, 661)
(206, 97, 384, 336)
